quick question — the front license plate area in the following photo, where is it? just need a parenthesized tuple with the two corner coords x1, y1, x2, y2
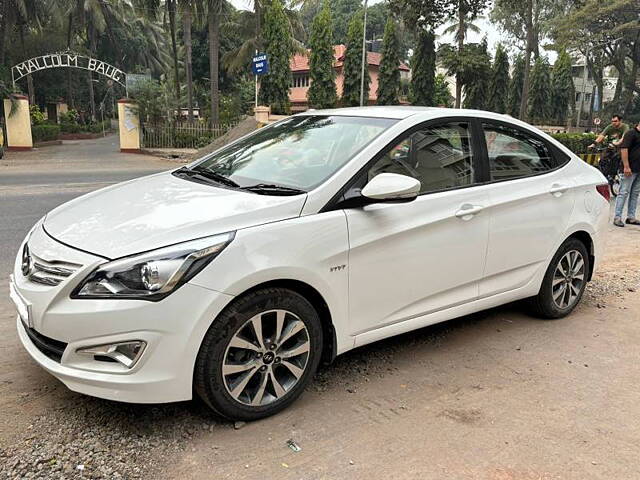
(9, 277, 32, 329)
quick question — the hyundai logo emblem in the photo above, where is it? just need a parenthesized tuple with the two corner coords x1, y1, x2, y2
(21, 244, 31, 277)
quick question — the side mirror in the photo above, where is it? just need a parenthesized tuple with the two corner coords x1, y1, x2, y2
(361, 173, 421, 202)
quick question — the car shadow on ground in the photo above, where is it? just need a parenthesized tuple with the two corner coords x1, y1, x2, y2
(55, 300, 529, 427)
(3, 300, 542, 479)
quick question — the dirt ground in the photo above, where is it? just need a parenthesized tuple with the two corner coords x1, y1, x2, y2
(161, 222, 640, 480)
(1, 141, 639, 479)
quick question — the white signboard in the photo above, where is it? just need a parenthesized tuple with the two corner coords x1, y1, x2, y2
(11, 53, 126, 87)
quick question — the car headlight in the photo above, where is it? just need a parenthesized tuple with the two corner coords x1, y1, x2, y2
(72, 232, 235, 300)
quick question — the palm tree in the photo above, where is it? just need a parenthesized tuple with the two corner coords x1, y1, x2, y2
(7, 0, 55, 103)
(166, 0, 181, 102)
(222, 4, 305, 73)
(207, 0, 226, 124)
(441, 3, 485, 108)
(179, 0, 200, 122)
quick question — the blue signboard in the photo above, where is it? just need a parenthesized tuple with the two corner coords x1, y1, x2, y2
(252, 53, 269, 75)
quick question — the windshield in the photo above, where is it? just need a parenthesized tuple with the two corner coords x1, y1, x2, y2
(190, 115, 397, 191)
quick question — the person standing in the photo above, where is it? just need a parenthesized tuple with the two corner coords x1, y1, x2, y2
(613, 121, 640, 227)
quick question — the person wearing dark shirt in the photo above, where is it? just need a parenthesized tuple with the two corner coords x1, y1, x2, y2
(613, 122, 640, 227)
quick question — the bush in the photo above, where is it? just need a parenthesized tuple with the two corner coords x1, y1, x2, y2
(173, 132, 212, 148)
(60, 122, 81, 133)
(88, 121, 111, 133)
(32, 124, 61, 142)
(59, 119, 110, 134)
(30, 105, 46, 125)
(550, 133, 597, 154)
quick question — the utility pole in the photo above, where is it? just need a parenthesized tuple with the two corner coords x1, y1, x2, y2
(359, 0, 368, 107)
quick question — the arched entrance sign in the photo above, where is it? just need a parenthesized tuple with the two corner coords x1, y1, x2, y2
(11, 52, 127, 90)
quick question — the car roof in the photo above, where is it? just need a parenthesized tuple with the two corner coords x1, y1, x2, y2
(295, 106, 515, 122)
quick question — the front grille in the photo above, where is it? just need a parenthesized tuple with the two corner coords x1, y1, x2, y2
(23, 322, 68, 363)
(25, 249, 82, 286)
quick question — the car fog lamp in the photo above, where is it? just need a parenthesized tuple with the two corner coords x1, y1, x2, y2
(77, 341, 147, 368)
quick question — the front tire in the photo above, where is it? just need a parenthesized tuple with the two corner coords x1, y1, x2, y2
(528, 238, 590, 319)
(194, 288, 323, 421)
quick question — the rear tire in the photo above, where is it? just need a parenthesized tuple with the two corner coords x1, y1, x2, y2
(527, 238, 590, 319)
(194, 288, 323, 421)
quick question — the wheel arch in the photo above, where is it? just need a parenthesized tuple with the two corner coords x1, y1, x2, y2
(565, 230, 595, 281)
(230, 279, 338, 365)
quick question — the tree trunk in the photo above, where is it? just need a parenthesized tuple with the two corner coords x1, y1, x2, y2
(588, 84, 596, 127)
(26, 75, 35, 105)
(0, 0, 10, 68)
(519, 0, 533, 121)
(613, 75, 623, 104)
(66, 13, 74, 108)
(18, 25, 35, 105)
(455, 1, 464, 108)
(167, 0, 181, 105)
(183, 3, 194, 122)
(208, 3, 220, 124)
(621, 34, 639, 114)
(87, 23, 97, 122)
(255, 0, 262, 51)
(622, 60, 638, 115)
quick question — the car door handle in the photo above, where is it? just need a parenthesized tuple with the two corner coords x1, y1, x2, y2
(549, 184, 569, 196)
(455, 204, 484, 219)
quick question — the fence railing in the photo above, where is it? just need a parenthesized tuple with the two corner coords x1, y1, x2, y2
(141, 121, 238, 149)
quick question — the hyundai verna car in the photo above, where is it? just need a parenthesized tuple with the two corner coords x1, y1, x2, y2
(10, 107, 610, 420)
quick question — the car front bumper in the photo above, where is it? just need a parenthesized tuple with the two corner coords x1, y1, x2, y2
(11, 225, 234, 404)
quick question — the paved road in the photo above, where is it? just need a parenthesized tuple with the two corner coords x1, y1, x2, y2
(0, 136, 175, 449)
(0, 135, 174, 280)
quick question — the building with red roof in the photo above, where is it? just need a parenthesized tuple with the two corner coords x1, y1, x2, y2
(289, 45, 411, 111)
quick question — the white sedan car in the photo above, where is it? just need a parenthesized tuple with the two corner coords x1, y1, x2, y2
(10, 107, 610, 420)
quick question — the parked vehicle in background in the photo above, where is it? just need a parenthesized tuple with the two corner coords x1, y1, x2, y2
(10, 107, 610, 420)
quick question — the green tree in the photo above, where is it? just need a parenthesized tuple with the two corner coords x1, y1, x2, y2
(433, 73, 453, 107)
(488, 43, 510, 113)
(341, 12, 370, 107)
(441, 0, 489, 107)
(507, 55, 525, 118)
(528, 56, 552, 123)
(377, 18, 401, 105)
(410, 28, 436, 105)
(551, 0, 639, 116)
(551, 49, 574, 125)
(259, 0, 294, 114)
(222, 2, 305, 74)
(301, 0, 361, 44)
(491, 0, 563, 120)
(307, 1, 337, 109)
(462, 39, 491, 109)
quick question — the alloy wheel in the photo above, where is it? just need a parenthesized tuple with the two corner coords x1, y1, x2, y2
(551, 249, 586, 309)
(222, 309, 310, 407)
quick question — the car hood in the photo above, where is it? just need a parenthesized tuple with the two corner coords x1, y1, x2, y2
(44, 171, 307, 259)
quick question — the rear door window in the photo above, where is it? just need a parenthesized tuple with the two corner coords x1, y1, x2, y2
(483, 123, 557, 181)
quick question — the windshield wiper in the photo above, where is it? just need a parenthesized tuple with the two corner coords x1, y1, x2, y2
(175, 167, 239, 188)
(241, 183, 306, 196)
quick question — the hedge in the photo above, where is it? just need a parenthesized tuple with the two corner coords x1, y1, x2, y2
(32, 124, 61, 143)
(550, 133, 597, 155)
(60, 120, 111, 134)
